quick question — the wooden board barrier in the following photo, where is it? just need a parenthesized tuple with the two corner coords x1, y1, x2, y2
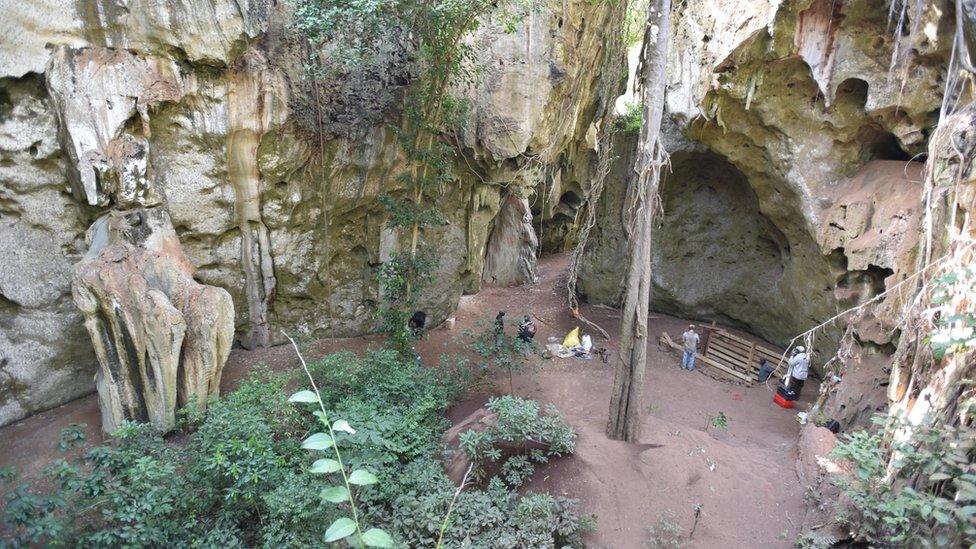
(660, 332, 754, 384)
(703, 326, 785, 380)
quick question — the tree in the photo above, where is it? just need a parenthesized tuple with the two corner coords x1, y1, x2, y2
(607, 0, 671, 442)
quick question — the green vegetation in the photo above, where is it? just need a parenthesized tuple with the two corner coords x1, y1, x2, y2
(707, 411, 729, 431)
(458, 395, 576, 485)
(624, 0, 649, 47)
(1, 349, 590, 547)
(830, 412, 976, 547)
(644, 510, 686, 548)
(616, 101, 643, 133)
(925, 266, 976, 359)
(462, 319, 539, 395)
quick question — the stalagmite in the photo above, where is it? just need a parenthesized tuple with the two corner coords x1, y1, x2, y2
(73, 208, 234, 433)
(482, 193, 539, 285)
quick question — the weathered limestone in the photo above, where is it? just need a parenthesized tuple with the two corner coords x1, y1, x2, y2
(0, 0, 622, 427)
(482, 193, 539, 286)
(582, 0, 952, 354)
(0, 75, 93, 425)
(73, 208, 233, 433)
(46, 46, 183, 207)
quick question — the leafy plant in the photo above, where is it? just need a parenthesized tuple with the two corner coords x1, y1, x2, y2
(458, 395, 576, 484)
(830, 411, 976, 547)
(924, 266, 976, 359)
(462, 318, 539, 395)
(645, 510, 686, 548)
(2, 341, 592, 548)
(707, 411, 729, 431)
(616, 101, 643, 133)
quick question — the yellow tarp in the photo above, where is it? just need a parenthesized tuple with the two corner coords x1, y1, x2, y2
(562, 326, 581, 348)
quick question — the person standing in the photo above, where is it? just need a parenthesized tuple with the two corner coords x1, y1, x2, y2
(494, 310, 506, 346)
(681, 325, 700, 371)
(786, 346, 810, 398)
(518, 315, 536, 342)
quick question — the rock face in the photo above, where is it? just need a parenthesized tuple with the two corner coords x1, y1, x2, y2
(0, 75, 93, 425)
(581, 0, 952, 354)
(482, 193, 539, 286)
(73, 208, 234, 433)
(0, 0, 624, 426)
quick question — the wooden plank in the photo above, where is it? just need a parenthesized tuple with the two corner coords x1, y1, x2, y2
(706, 343, 751, 369)
(713, 334, 760, 359)
(712, 328, 785, 367)
(709, 339, 752, 363)
(660, 332, 754, 383)
(706, 349, 753, 376)
(708, 339, 755, 366)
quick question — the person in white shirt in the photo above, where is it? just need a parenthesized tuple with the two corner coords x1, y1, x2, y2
(787, 346, 810, 397)
(681, 325, 701, 371)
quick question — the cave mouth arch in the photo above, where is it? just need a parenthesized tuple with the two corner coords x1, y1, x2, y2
(651, 151, 790, 331)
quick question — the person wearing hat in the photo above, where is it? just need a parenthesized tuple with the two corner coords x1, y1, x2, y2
(681, 324, 701, 371)
(787, 346, 810, 397)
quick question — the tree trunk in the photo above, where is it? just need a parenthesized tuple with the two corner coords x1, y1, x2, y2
(607, 0, 671, 442)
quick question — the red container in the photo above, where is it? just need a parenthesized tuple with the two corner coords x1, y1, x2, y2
(773, 393, 794, 409)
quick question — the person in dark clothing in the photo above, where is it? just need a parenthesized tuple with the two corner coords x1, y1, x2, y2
(518, 315, 536, 342)
(408, 311, 427, 338)
(494, 311, 506, 346)
(758, 358, 775, 382)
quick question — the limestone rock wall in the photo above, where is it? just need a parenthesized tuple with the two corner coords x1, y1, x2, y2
(581, 0, 953, 354)
(0, 0, 622, 426)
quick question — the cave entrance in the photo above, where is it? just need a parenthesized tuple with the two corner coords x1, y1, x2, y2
(652, 151, 789, 333)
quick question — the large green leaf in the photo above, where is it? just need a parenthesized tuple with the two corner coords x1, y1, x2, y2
(321, 485, 350, 503)
(310, 458, 342, 474)
(324, 517, 357, 542)
(362, 528, 394, 547)
(302, 432, 334, 450)
(289, 390, 318, 403)
(348, 469, 378, 486)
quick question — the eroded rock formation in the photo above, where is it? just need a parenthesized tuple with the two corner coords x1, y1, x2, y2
(73, 208, 234, 433)
(482, 193, 539, 286)
(0, 0, 624, 426)
(581, 0, 953, 356)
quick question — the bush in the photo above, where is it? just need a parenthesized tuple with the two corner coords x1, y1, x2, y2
(830, 414, 976, 547)
(459, 395, 576, 485)
(3, 353, 592, 548)
(615, 102, 642, 133)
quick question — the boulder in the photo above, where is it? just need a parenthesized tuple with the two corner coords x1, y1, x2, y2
(72, 208, 233, 433)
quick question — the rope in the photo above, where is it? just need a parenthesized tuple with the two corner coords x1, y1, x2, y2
(766, 243, 974, 386)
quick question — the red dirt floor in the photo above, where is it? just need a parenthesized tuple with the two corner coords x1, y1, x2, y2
(0, 253, 816, 547)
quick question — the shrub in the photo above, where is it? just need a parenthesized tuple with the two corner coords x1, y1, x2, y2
(461, 319, 538, 395)
(615, 101, 642, 133)
(459, 395, 576, 484)
(3, 352, 593, 548)
(830, 413, 976, 547)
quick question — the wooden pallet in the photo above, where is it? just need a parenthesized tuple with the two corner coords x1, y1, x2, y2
(702, 322, 785, 382)
(661, 323, 786, 386)
(659, 332, 754, 384)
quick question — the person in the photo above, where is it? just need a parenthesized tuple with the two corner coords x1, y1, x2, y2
(786, 346, 810, 398)
(494, 310, 506, 345)
(518, 315, 536, 342)
(758, 358, 775, 382)
(681, 325, 700, 371)
(408, 311, 426, 338)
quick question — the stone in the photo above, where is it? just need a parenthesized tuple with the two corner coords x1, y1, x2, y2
(0, 75, 93, 427)
(482, 193, 539, 286)
(72, 208, 234, 433)
(0, 0, 624, 427)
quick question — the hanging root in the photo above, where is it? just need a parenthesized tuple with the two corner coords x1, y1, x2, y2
(563, 0, 628, 341)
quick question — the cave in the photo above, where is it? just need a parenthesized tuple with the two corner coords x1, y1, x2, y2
(651, 151, 789, 332)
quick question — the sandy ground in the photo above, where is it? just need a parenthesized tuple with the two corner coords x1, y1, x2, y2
(0, 254, 814, 547)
